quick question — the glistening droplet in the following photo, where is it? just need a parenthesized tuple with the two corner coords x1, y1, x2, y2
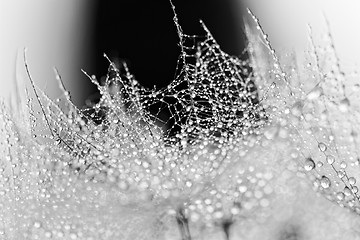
(349, 177, 356, 185)
(336, 192, 345, 200)
(304, 158, 315, 171)
(320, 176, 331, 189)
(326, 155, 335, 165)
(318, 142, 327, 152)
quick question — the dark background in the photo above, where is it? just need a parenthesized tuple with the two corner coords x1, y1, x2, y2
(90, 0, 247, 93)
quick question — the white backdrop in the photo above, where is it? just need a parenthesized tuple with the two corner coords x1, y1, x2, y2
(242, 0, 360, 67)
(0, 0, 94, 106)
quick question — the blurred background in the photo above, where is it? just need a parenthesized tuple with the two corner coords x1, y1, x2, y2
(1, 0, 360, 107)
(0, 0, 95, 107)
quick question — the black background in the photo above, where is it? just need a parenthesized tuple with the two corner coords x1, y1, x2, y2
(91, 0, 246, 91)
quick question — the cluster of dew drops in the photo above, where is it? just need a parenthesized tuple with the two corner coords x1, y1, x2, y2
(245, 9, 360, 216)
(1, 5, 360, 239)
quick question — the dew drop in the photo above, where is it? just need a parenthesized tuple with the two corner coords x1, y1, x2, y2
(320, 176, 331, 189)
(304, 158, 315, 171)
(33, 221, 42, 229)
(326, 155, 335, 165)
(337, 170, 345, 178)
(316, 161, 323, 168)
(185, 180, 193, 188)
(238, 186, 247, 193)
(344, 186, 352, 196)
(340, 161, 347, 169)
(336, 192, 345, 200)
(70, 232, 78, 239)
(45, 231, 52, 238)
(317, 142, 327, 152)
(349, 177, 356, 185)
(339, 98, 350, 112)
(307, 87, 322, 100)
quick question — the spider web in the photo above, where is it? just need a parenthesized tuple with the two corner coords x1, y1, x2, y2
(83, 16, 267, 149)
(13, 6, 271, 237)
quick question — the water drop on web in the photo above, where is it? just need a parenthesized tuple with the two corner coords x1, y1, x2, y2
(340, 161, 348, 169)
(337, 170, 346, 178)
(344, 186, 352, 196)
(326, 155, 335, 165)
(349, 177, 357, 185)
(317, 161, 324, 168)
(317, 142, 327, 152)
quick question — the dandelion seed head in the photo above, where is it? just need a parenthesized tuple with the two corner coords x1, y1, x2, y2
(1, 4, 360, 239)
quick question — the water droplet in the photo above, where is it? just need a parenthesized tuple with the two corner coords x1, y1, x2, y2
(33, 221, 42, 229)
(304, 158, 315, 171)
(344, 186, 352, 196)
(336, 192, 345, 200)
(316, 161, 323, 168)
(57, 230, 65, 238)
(318, 142, 327, 152)
(320, 176, 331, 189)
(349, 177, 356, 185)
(55, 139, 61, 145)
(185, 180, 193, 188)
(326, 155, 335, 165)
(307, 87, 322, 100)
(44, 231, 52, 238)
(238, 186, 247, 193)
(337, 170, 345, 178)
(340, 161, 347, 169)
(70, 233, 78, 239)
(339, 98, 350, 112)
